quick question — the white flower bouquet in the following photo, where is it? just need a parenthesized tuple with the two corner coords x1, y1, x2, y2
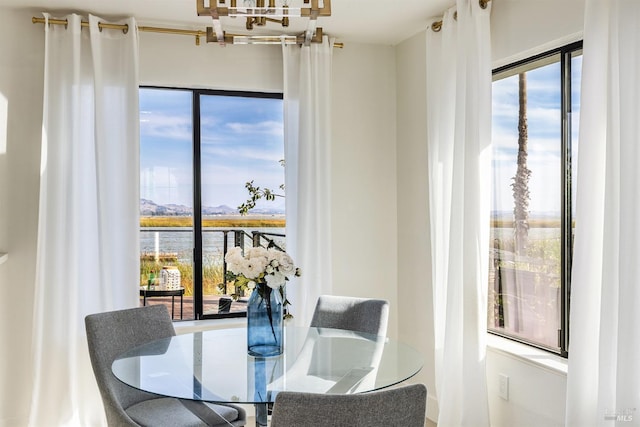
(224, 246, 300, 318)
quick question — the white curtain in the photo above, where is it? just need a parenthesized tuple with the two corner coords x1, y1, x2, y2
(426, 1, 492, 426)
(282, 37, 333, 327)
(566, 1, 640, 426)
(29, 14, 139, 426)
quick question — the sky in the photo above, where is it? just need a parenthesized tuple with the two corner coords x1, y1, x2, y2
(139, 54, 581, 218)
(139, 88, 285, 213)
(491, 54, 582, 216)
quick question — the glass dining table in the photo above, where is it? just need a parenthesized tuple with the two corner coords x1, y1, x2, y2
(112, 326, 423, 426)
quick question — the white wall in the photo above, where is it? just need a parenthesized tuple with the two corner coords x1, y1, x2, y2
(491, 0, 585, 68)
(139, 32, 283, 92)
(394, 30, 437, 419)
(0, 7, 399, 425)
(330, 43, 399, 334)
(486, 347, 567, 427)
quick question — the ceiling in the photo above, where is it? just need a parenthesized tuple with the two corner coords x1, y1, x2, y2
(0, 0, 455, 46)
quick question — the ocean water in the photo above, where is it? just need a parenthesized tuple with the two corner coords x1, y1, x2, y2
(140, 227, 286, 263)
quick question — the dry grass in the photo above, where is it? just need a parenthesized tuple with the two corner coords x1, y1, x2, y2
(491, 218, 565, 228)
(140, 258, 225, 297)
(140, 216, 285, 228)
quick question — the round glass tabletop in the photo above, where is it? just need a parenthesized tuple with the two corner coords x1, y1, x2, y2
(112, 326, 423, 405)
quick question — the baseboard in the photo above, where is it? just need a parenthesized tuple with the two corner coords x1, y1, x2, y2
(427, 393, 439, 423)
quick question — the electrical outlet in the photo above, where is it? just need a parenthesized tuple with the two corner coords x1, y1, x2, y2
(499, 374, 509, 400)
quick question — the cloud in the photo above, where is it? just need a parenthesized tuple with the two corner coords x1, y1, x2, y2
(225, 120, 284, 136)
(139, 89, 285, 209)
(492, 133, 563, 213)
(527, 106, 561, 123)
(200, 142, 284, 163)
(140, 111, 192, 142)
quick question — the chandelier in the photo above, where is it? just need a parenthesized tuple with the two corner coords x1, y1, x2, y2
(196, 0, 331, 46)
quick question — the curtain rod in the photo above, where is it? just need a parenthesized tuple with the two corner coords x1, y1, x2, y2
(31, 16, 344, 48)
(431, 0, 491, 32)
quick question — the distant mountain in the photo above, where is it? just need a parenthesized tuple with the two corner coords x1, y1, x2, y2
(140, 199, 191, 216)
(246, 208, 286, 215)
(140, 199, 284, 216)
(203, 204, 238, 215)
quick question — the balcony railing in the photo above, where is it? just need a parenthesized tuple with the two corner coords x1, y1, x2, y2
(139, 228, 285, 318)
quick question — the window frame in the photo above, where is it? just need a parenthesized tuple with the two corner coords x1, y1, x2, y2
(488, 41, 582, 357)
(141, 85, 285, 320)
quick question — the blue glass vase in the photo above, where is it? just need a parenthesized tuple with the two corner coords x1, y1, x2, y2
(247, 284, 283, 357)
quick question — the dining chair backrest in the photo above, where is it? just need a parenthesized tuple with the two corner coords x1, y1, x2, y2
(85, 304, 177, 424)
(86, 305, 247, 426)
(310, 295, 389, 336)
(270, 383, 427, 427)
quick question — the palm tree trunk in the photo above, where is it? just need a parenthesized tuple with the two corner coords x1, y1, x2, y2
(512, 73, 531, 255)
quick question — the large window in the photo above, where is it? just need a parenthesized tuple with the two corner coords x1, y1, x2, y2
(139, 87, 285, 320)
(488, 42, 582, 355)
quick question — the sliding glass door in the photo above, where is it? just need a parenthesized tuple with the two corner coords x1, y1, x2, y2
(140, 87, 285, 320)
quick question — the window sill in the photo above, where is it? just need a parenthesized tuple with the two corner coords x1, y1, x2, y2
(486, 334, 568, 376)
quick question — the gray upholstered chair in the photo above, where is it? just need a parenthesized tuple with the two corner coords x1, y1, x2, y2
(266, 295, 390, 419)
(270, 383, 427, 427)
(85, 305, 246, 426)
(310, 295, 389, 336)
